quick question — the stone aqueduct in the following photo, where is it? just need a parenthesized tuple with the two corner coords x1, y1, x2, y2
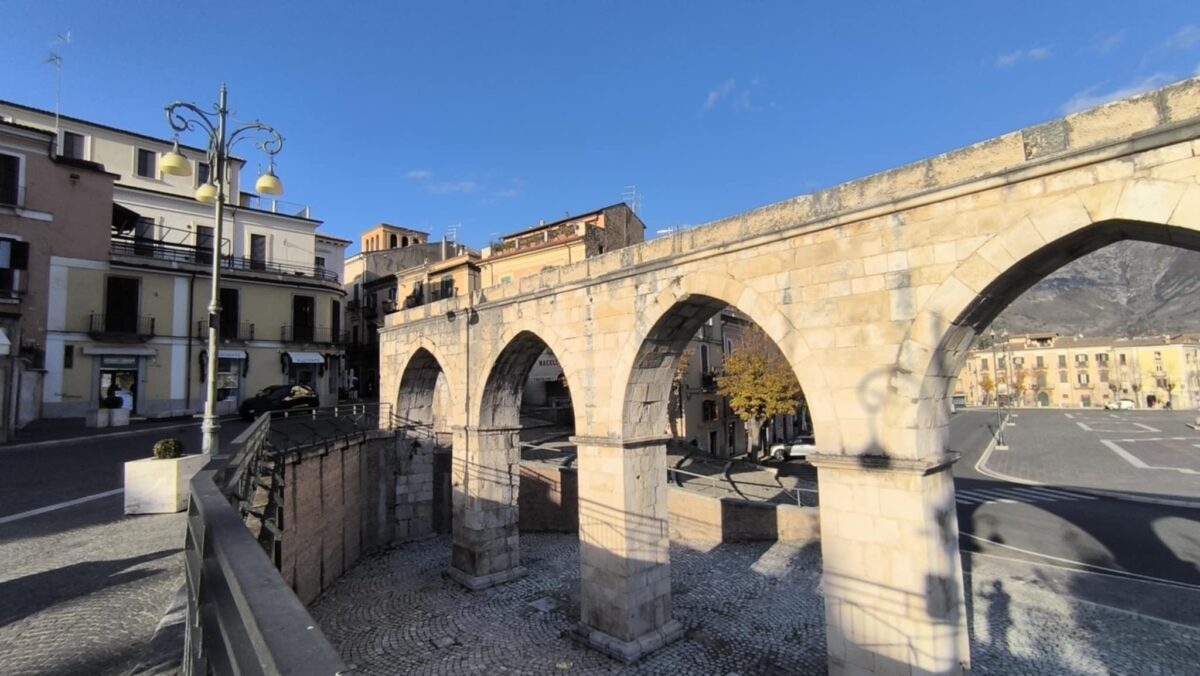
(380, 78, 1200, 673)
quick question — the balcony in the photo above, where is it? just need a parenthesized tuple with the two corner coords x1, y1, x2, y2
(280, 325, 348, 345)
(240, 195, 312, 220)
(701, 372, 718, 393)
(111, 224, 338, 284)
(195, 320, 255, 342)
(88, 314, 155, 342)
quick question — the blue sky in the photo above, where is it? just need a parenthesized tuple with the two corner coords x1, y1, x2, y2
(2, 2, 1199, 252)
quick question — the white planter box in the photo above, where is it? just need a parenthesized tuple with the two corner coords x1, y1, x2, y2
(85, 409, 110, 428)
(109, 408, 131, 427)
(124, 454, 209, 514)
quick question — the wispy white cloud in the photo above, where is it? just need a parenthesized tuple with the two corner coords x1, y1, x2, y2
(426, 180, 478, 195)
(1094, 30, 1125, 55)
(405, 169, 431, 179)
(1165, 25, 1200, 50)
(703, 78, 766, 112)
(996, 46, 1051, 68)
(703, 79, 736, 109)
(1061, 73, 1175, 114)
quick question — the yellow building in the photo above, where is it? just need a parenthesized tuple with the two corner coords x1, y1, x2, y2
(0, 99, 349, 419)
(956, 333, 1200, 409)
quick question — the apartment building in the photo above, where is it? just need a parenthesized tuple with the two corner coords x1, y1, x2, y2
(956, 333, 1200, 409)
(343, 226, 473, 398)
(0, 120, 117, 435)
(0, 99, 348, 420)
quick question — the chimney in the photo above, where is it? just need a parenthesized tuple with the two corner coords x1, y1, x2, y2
(441, 236, 447, 260)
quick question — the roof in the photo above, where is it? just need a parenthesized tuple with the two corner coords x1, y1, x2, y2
(364, 223, 430, 236)
(316, 233, 353, 245)
(0, 98, 242, 162)
(499, 201, 629, 240)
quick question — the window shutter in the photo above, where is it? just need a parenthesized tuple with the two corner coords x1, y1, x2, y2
(10, 241, 29, 270)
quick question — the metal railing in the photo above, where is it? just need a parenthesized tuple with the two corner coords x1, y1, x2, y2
(241, 195, 312, 219)
(183, 402, 393, 675)
(87, 313, 155, 339)
(280, 325, 348, 344)
(666, 466, 816, 506)
(113, 234, 339, 283)
(195, 320, 255, 341)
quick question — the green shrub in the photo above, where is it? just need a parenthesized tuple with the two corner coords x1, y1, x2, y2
(152, 438, 184, 460)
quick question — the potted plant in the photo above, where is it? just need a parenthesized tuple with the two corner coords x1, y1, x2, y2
(123, 438, 208, 514)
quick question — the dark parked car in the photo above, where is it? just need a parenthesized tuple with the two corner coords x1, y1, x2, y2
(238, 384, 319, 420)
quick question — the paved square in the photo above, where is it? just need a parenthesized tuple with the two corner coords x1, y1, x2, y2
(309, 533, 1200, 674)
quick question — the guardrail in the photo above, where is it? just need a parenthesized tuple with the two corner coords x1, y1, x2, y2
(183, 402, 392, 675)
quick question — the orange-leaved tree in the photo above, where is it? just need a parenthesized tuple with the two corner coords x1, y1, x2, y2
(716, 326, 800, 462)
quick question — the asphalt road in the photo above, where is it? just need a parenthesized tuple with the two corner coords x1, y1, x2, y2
(949, 409, 1200, 626)
(0, 419, 250, 519)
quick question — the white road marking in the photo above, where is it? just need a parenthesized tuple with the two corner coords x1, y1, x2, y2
(0, 488, 123, 525)
(1016, 486, 1096, 500)
(1076, 421, 1094, 431)
(1065, 413, 1075, 419)
(1134, 422, 1161, 432)
(1100, 439, 1199, 474)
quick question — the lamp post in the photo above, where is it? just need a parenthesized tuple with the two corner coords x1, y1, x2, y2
(990, 328, 1007, 450)
(160, 83, 285, 455)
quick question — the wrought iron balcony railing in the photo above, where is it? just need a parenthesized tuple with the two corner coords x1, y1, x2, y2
(88, 313, 155, 341)
(112, 232, 339, 283)
(195, 320, 255, 342)
(280, 325, 349, 345)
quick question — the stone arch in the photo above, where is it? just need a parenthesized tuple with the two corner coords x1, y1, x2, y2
(474, 321, 585, 430)
(614, 270, 836, 447)
(888, 178, 1200, 457)
(395, 344, 454, 436)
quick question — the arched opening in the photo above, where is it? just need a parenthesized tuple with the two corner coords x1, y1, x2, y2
(908, 215, 1200, 642)
(390, 233, 398, 248)
(394, 348, 454, 535)
(446, 329, 580, 589)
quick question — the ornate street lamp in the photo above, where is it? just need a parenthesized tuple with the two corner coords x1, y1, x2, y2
(161, 83, 285, 455)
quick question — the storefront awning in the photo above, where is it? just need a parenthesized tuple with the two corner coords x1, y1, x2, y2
(218, 349, 247, 360)
(83, 346, 157, 356)
(286, 351, 324, 364)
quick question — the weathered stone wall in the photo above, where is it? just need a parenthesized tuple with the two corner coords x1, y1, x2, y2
(278, 432, 397, 604)
(518, 460, 819, 544)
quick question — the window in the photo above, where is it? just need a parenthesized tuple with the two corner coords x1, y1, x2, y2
(724, 337, 733, 356)
(1036, 373, 1047, 388)
(1078, 371, 1090, 386)
(314, 255, 326, 270)
(0, 238, 29, 293)
(1076, 354, 1088, 365)
(1013, 356, 1024, 366)
(291, 295, 314, 342)
(0, 152, 20, 206)
(135, 148, 157, 178)
(700, 344, 710, 374)
(195, 161, 211, 188)
(195, 225, 214, 264)
(1157, 377, 1169, 389)
(1059, 370, 1068, 383)
(61, 131, 85, 159)
(997, 357, 1006, 370)
(1058, 355, 1067, 368)
(64, 344, 73, 369)
(499, 275, 512, 285)
(219, 288, 239, 338)
(1096, 353, 1109, 365)
(331, 299, 341, 342)
(702, 400, 718, 421)
(1035, 356, 1044, 369)
(249, 234, 266, 270)
(980, 358, 989, 371)
(104, 276, 141, 334)
(1119, 354, 1127, 366)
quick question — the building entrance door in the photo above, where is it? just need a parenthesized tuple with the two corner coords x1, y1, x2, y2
(99, 363, 138, 412)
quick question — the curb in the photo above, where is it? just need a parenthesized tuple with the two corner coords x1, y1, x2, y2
(130, 582, 187, 676)
(974, 414, 1200, 511)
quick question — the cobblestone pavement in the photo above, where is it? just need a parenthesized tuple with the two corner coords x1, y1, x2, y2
(0, 495, 186, 676)
(311, 534, 826, 675)
(311, 534, 1200, 675)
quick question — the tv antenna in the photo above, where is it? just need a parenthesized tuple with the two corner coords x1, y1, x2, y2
(446, 224, 459, 242)
(43, 32, 71, 148)
(622, 184, 642, 214)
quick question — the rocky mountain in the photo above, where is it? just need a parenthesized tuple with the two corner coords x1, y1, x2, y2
(990, 241, 1200, 337)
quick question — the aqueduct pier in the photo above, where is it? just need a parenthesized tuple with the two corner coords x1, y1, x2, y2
(380, 77, 1200, 673)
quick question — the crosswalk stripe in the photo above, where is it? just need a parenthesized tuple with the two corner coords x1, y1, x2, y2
(1020, 486, 1096, 500)
(955, 493, 988, 504)
(1006, 487, 1068, 501)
